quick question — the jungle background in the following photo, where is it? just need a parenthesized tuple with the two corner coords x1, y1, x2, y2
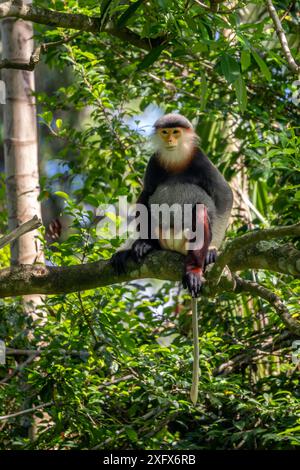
(0, 0, 300, 450)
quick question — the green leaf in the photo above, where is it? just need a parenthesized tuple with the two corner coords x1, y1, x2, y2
(295, 191, 300, 200)
(137, 44, 166, 70)
(80, 51, 96, 61)
(40, 111, 53, 125)
(233, 75, 247, 113)
(157, 0, 173, 8)
(56, 119, 62, 129)
(241, 50, 251, 71)
(54, 191, 70, 200)
(85, 195, 99, 207)
(125, 427, 138, 442)
(220, 54, 241, 84)
(117, 0, 145, 28)
(252, 50, 271, 81)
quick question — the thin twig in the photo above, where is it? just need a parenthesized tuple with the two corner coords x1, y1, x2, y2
(265, 0, 300, 74)
(280, 1, 294, 22)
(0, 401, 54, 422)
(0, 216, 42, 250)
(148, 72, 200, 100)
(67, 47, 143, 186)
(193, 0, 210, 10)
(0, 32, 82, 70)
(234, 275, 300, 336)
(0, 353, 39, 385)
(77, 291, 98, 343)
(6, 347, 89, 357)
(98, 374, 134, 390)
(235, 186, 269, 226)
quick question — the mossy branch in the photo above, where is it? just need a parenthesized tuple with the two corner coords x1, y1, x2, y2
(0, 222, 299, 334)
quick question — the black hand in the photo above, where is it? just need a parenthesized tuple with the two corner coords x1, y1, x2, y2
(111, 250, 131, 275)
(205, 248, 218, 267)
(132, 239, 154, 263)
(182, 272, 205, 298)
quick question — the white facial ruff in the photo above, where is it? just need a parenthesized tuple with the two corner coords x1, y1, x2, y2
(151, 131, 198, 169)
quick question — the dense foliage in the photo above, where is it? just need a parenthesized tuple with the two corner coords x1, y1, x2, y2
(0, 0, 299, 449)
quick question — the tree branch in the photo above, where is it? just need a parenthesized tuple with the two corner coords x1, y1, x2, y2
(0, 31, 82, 70)
(0, 1, 166, 51)
(0, 231, 299, 332)
(0, 237, 298, 297)
(0, 215, 42, 250)
(0, 401, 54, 422)
(214, 331, 292, 376)
(0, 353, 38, 384)
(0, 250, 183, 298)
(0, 220, 299, 337)
(265, 0, 300, 74)
(229, 241, 300, 277)
(207, 222, 300, 291)
(233, 275, 300, 336)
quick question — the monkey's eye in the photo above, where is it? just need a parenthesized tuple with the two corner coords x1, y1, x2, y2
(161, 130, 168, 135)
(173, 129, 180, 135)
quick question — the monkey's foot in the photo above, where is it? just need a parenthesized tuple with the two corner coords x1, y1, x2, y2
(182, 270, 205, 298)
(111, 250, 131, 275)
(205, 247, 218, 267)
(132, 239, 154, 263)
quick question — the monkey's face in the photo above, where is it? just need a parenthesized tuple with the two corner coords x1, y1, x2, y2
(158, 127, 183, 150)
(152, 126, 197, 169)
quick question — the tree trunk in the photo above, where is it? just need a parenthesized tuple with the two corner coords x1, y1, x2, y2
(0, 1, 44, 440)
(0, 10, 43, 267)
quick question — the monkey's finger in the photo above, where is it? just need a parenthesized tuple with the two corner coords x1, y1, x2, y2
(195, 278, 201, 298)
(183, 273, 196, 297)
(191, 274, 197, 297)
(190, 273, 203, 298)
(205, 248, 218, 267)
(133, 240, 153, 263)
(136, 246, 142, 261)
(195, 278, 202, 297)
(132, 242, 142, 262)
(141, 243, 149, 257)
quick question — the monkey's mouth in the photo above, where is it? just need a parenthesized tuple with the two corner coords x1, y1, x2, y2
(165, 145, 177, 150)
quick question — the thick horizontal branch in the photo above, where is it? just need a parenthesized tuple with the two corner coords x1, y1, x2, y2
(0, 238, 299, 299)
(0, 215, 42, 249)
(0, 236, 299, 334)
(207, 222, 300, 291)
(0, 250, 182, 298)
(0, 1, 166, 51)
(0, 58, 35, 70)
(229, 241, 300, 277)
(0, 0, 100, 30)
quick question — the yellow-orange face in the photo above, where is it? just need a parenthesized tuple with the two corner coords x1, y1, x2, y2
(158, 127, 183, 149)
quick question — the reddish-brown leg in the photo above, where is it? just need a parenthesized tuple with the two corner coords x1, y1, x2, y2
(182, 205, 212, 297)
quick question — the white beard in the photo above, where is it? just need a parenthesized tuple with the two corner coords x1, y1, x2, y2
(151, 131, 198, 169)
